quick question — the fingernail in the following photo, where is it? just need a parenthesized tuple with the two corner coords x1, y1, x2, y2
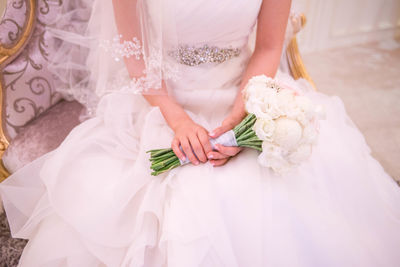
(194, 161, 199, 166)
(180, 156, 186, 161)
(208, 154, 214, 159)
(209, 131, 215, 137)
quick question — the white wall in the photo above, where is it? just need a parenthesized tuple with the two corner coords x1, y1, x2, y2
(293, 0, 400, 53)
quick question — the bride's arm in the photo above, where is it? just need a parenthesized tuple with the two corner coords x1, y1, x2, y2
(208, 0, 291, 166)
(112, 0, 212, 165)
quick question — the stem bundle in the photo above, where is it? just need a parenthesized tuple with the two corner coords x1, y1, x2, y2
(147, 114, 261, 176)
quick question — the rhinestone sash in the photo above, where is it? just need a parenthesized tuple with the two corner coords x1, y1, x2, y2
(168, 44, 241, 66)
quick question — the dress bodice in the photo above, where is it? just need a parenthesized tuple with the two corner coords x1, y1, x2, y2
(160, 0, 263, 120)
(164, 0, 262, 47)
(169, 0, 263, 47)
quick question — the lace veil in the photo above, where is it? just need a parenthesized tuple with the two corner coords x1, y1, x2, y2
(46, 0, 180, 119)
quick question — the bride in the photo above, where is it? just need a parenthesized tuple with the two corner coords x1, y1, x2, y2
(1, 0, 400, 266)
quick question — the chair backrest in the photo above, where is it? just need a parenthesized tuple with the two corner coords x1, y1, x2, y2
(0, 1, 314, 158)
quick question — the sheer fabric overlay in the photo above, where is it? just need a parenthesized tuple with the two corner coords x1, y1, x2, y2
(46, 0, 181, 118)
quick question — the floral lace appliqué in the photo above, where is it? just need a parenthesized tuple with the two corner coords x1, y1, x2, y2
(107, 50, 180, 94)
(100, 35, 181, 94)
(100, 35, 143, 61)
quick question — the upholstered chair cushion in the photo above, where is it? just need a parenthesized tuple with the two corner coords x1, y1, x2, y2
(2, 100, 86, 174)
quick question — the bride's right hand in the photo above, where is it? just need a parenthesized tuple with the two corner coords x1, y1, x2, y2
(144, 92, 212, 166)
(171, 118, 212, 166)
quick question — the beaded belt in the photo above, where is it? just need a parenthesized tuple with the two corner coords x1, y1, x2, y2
(168, 44, 241, 66)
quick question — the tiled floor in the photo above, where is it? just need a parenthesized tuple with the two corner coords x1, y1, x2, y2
(303, 39, 400, 183)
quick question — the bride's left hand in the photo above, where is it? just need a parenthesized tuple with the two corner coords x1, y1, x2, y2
(207, 115, 244, 167)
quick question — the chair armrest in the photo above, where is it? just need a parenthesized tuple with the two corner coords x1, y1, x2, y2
(0, 0, 37, 156)
(0, 0, 37, 182)
(286, 14, 316, 89)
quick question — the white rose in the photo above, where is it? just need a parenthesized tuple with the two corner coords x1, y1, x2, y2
(257, 90, 281, 119)
(245, 96, 264, 116)
(258, 151, 291, 174)
(288, 144, 312, 164)
(277, 88, 295, 104)
(302, 124, 318, 144)
(247, 83, 265, 95)
(253, 118, 276, 141)
(244, 83, 265, 101)
(257, 151, 272, 168)
(245, 75, 273, 98)
(259, 141, 296, 175)
(244, 83, 268, 115)
(245, 98, 277, 120)
(295, 112, 308, 127)
(262, 141, 282, 156)
(258, 143, 283, 163)
(295, 95, 315, 119)
(249, 74, 269, 85)
(276, 89, 297, 115)
(273, 117, 302, 150)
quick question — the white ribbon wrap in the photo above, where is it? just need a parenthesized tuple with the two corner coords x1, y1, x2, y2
(179, 130, 238, 165)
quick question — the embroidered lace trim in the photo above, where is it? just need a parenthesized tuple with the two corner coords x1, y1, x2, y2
(100, 35, 180, 94)
(99, 35, 143, 62)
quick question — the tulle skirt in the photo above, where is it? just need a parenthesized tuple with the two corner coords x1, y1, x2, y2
(1, 71, 400, 267)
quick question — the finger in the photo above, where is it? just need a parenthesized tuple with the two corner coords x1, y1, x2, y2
(198, 130, 213, 155)
(188, 134, 207, 163)
(181, 137, 199, 165)
(209, 119, 236, 138)
(215, 144, 242, 157)
(209, 125, 231, 139)
(207, 151, 230, 160)
(210, 158, 230, 167)
(171, 138, 186, 162)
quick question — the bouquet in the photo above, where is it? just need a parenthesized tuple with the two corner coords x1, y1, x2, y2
(148, 75, 325, 175)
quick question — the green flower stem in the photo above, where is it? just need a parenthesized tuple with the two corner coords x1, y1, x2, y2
(233, 114, 256, 136)
(236, 131, 257, 143)
(150, 150, 176, 162)
(148, 148, 174, 158)
(148, 113, 263, 176)
(151, 158, 181, 176)
(233, 115, 256, 138)
(151, 156, 180, 171)
(237, 136, 257, 144)
(233, 114, 251, 132)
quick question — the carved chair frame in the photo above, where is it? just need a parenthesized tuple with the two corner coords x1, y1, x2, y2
(0, 0, 36, 182)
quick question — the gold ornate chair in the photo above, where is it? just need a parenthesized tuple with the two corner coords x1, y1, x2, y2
(0, 0, 87, 184)
(0, 1, 314, 264)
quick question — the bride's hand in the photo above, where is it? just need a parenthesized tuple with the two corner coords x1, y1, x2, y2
(208, 115, 244, 167)
(171, 118, 212, 166)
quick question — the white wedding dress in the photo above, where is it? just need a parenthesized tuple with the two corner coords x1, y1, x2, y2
(1, 0, 400, 266)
